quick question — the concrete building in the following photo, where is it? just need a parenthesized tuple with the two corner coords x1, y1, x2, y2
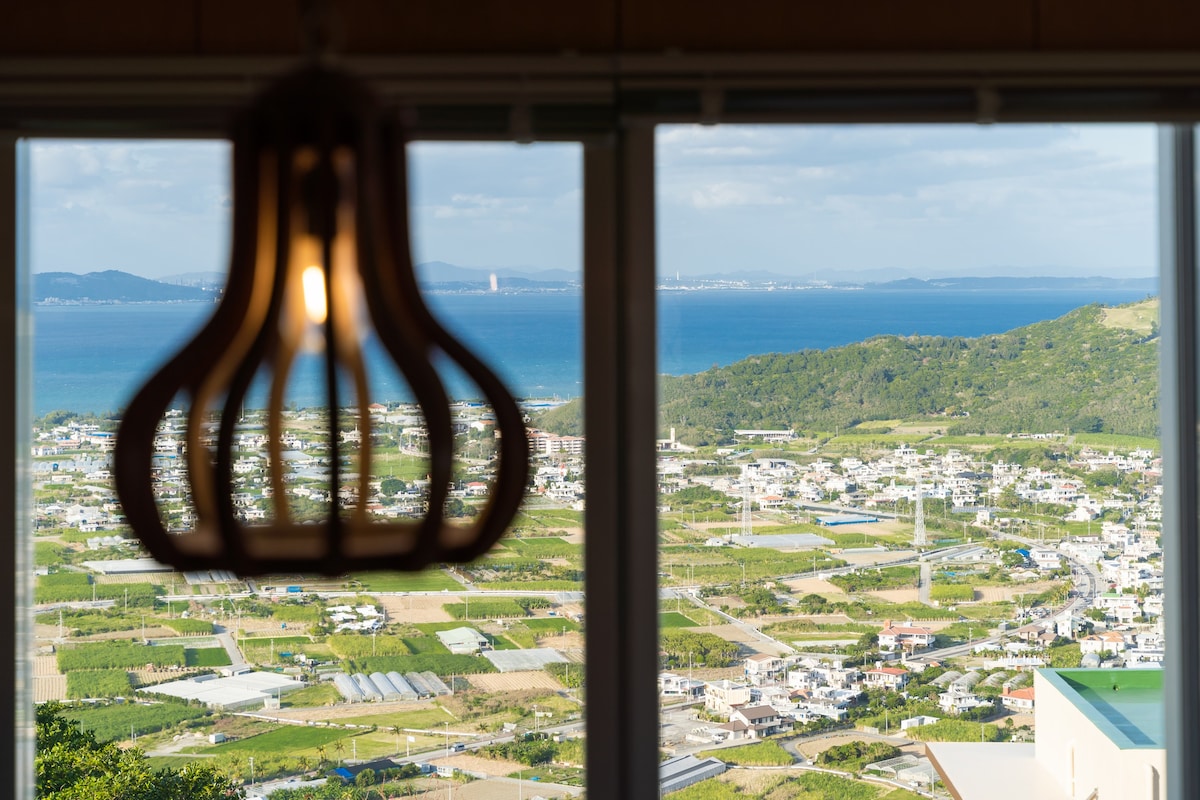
(930, 669, 1164, 799)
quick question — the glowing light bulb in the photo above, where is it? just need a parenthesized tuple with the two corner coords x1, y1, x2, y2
(302, 265, 328, 324)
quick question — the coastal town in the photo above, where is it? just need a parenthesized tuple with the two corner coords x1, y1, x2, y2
(30, 405, 1163, 799)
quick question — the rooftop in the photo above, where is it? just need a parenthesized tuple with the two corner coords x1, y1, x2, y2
(1043, 668, 1164, 749)
(927, 743, 1066, 800)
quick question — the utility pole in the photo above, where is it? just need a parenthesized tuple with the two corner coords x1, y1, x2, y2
(913, 481, 927, 548)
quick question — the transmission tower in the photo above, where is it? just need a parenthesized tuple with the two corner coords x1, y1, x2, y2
(913, 481, 927, 548)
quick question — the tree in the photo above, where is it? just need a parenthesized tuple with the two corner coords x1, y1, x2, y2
(355, 768, 377, 787)
(36, 703, 242, 800)
(380, 477, 406, 497)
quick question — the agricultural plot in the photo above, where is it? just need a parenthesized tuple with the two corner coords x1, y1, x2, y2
(57, 641, 186, 671)
(239, 636, 316, 661)
(216, 725, 348, 755)
(659, 612, 698, 629)
(352, 571, 460, 592)
(184, 647, 232, 668)
(350, 654, 497, 675)
(63, 702, 210, 742)
(504, 538, 580, 558)
(66, 669, 132, 699)
(160, 618, 214, 635)
(35, 574, 160, 606)
(521, 618, 580, 633)
(279, 683, 341, 708)
(327, 634, 411, 659)
(444, 599, 530, 620)
(697, 740, 792, 766)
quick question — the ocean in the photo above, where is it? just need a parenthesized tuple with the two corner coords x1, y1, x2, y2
(32, 287, 1151, 415)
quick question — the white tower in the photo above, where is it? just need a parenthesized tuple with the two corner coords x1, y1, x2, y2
(913, 482, 927, 548)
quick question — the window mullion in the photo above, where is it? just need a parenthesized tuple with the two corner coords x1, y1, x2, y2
(583, 123, 659, 799)
(0, 134, 33, 800)
(1160, 123, 1199, 800)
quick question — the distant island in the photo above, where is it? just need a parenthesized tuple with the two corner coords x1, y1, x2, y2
(33, 267, 1156, 304)
(34, 270, 216, 304)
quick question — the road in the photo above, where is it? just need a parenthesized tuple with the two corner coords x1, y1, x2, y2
(919, 532, 1102, 659)
(212, 623, 248, 670)
(917, 562, 932, 605)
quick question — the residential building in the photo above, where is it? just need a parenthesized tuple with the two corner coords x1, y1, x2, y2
(863, 666, 909, 691)
(877, 620, 936, 653)
(722, 704, 791, 740)
(743, 653, 786, 685)
(704, 680, 752, 715)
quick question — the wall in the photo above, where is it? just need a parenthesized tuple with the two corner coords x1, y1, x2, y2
(1034, 671, 1166, 800)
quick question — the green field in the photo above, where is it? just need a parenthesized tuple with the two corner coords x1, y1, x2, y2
(1072, 433, 1159, 450)
(217, 725, 349, 755)
(698, 740, 793, 766)
(63, 702, 210, 743)
(184, 647, 233, 668)
(659, 612, 697, 629)
(522, 617, 580, 633)
(350, 571, 461, 592)
(279, 683, 341, 708)
(505, 538, 580, 558)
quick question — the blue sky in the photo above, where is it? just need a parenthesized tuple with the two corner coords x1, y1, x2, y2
(29, 124, 1156, 281)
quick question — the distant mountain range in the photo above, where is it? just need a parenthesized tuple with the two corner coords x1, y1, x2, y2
(33, 267, 1156, 304)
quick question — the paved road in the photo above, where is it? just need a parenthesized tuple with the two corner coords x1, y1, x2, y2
(212, 623, 248, 670)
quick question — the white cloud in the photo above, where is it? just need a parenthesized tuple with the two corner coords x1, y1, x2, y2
(688, 182, 792, 209)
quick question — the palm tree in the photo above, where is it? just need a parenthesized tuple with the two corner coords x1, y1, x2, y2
(332, 739, 346, 765)
(297, 754, 311, 773)
(316, 745, 327, 766)
(390, 725, 402, 754)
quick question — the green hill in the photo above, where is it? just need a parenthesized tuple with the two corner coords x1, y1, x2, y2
(536, 299, 1159, 445)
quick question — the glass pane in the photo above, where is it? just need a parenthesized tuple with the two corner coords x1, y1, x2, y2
(656, 124, 1160, 797)
(30, 139, 585, 797)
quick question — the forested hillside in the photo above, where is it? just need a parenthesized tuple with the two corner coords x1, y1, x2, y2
(536, 301, 1159, 445)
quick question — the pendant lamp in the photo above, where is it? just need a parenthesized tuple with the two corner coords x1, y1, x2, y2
(113, 64, 530, 576)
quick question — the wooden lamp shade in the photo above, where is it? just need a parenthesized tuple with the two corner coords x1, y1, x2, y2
(114, 65, 530, 576)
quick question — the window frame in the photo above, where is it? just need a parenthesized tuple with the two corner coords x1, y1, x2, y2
(4, 53, 1200, 800)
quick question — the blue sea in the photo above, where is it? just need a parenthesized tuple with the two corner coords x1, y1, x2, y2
(32, 287, 1151, 415)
